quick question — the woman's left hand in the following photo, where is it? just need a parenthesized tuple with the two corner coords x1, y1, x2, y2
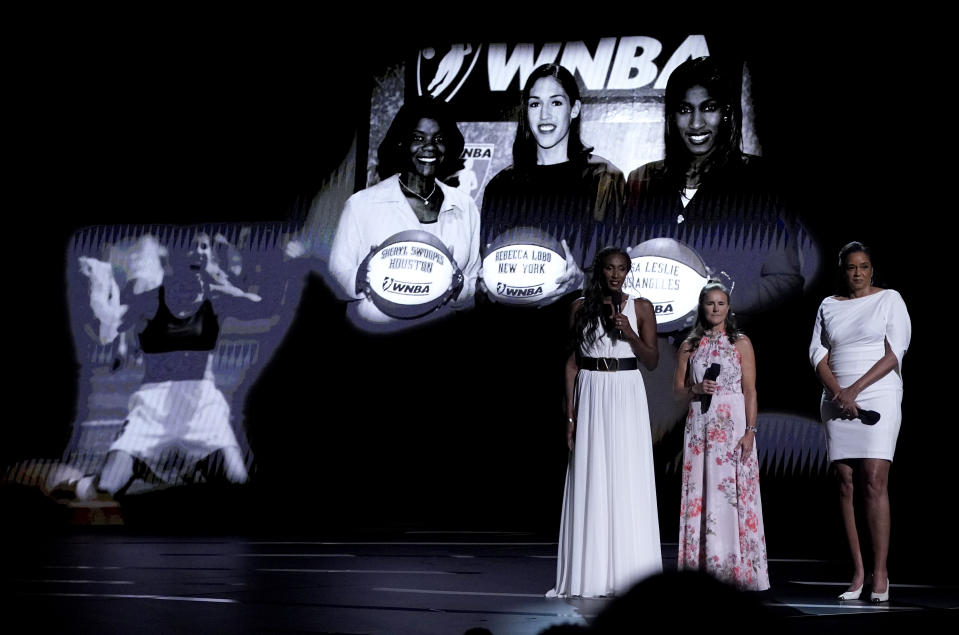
(566, 416, 576, 451)
(612, 313, 637, 341)
(833, 385, 861, 418)
(736, 430, 755, 459)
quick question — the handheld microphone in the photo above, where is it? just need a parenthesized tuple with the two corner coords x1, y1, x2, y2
(610, 291, 622, 339)
(838, 403, 880, 425)
(701, 363, 721, 413)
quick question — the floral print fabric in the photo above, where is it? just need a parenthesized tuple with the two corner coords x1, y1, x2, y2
(678, 332, 770, 590)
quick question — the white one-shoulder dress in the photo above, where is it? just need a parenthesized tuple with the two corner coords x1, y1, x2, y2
(809, 289, 911, 461)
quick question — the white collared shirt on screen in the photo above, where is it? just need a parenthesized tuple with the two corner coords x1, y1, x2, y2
(329, 174, 481, 331)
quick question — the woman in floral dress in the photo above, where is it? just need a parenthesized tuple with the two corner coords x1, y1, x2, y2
(673, 281, 769, 590)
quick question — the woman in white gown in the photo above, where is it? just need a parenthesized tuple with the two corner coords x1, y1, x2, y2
(809, 241, 911, 603)
(548, 247, 662, 598)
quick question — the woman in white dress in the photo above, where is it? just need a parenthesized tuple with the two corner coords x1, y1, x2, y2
(809, 241, 911, 603)
(548, 247, 662, 598)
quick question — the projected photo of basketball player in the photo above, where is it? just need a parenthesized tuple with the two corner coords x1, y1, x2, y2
(624, 56, 804, 316)
(39, 233, 252, 499)
(328, 97, 480, 333)
(23, 224, 309, 508)
(620, 56, 817, 445)
(480, 63, 625, 308)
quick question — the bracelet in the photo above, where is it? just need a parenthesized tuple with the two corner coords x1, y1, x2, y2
(746, 425, 757, 433)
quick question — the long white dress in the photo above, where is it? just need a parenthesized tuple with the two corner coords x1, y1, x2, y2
(547, 299, 663, 598)
(809, 289, 911, 461)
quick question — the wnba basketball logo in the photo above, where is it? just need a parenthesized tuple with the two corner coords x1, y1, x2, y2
(652, 302, 675, 316)
(417, 44, 483, 102)
(382, 277, 431, 296)
(495, 282, 544, 298)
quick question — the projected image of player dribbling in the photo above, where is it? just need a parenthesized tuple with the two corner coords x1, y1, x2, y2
(68, 232, 258, 500)
(480, 63, 625, 307)
(328, 97, 480, 332)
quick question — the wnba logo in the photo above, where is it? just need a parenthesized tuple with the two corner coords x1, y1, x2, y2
(652, 302, 675, 316)
(417, 44, 483, 102)
(495, 282, 544, 298)
(382, 277, 431, 296)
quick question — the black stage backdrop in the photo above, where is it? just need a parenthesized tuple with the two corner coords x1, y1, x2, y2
(6, 13, 948, 569)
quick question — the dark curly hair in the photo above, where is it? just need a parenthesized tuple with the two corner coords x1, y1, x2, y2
(569, 246, 631, 355)
(376, 97, 465, 181)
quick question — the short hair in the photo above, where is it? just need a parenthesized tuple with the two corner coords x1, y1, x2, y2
(512, 63, 592, 170)
(838, 240, 874, 267)
(377, 97, 465, 181)
(837, 240, 880, 291)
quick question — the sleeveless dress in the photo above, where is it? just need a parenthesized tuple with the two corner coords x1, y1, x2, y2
(547, 299, 662, 598)
(809, 289, 911, 461)
(678, 331, 770, 591)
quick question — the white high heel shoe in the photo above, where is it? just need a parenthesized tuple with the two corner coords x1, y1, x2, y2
(838, 581, 864, 600)
(870, 580, 890, 603)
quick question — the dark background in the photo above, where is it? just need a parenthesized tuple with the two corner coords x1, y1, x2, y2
(8, 12, 946, 569)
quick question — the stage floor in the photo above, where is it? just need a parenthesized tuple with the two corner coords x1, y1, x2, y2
(3, 528, 957, 634)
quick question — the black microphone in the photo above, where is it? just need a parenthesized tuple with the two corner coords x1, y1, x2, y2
(610, 291, 622, 339)
(840, 408, 879, 426)
(701, 363, 721, 413)
(838, 403, 880, 425)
